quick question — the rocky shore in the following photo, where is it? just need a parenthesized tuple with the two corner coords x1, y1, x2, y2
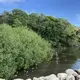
(1, 69, 80, 80)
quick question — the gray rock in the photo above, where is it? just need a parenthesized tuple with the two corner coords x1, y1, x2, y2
(13, 78, 23, 80)
(77, 75, 80, 80)
(33, 74, 58, 80)
(33, 76, 44, 80)
(26, 78, 32, 80)
(57, 73, 67, 80)
(75, 69, 80, 74)
(45, 74, 58, 80)
(66, 75, 75, 80)
(0, 79, 5, 80)
(65, 69, 78, 76)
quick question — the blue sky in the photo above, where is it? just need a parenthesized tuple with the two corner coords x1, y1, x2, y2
(0, 0, 80, 26)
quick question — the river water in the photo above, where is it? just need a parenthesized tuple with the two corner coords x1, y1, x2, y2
(14, 47, 80, 80)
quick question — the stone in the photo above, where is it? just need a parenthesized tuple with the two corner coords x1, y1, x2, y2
(75, 69, 80, 75)
(57, 73, 67, 80)
(33, 77, 44, 80)
(33, 74, 58, 80)
(45, 74, 59, 80)
(13, 78, 23, 80)
(66, 75, 75, 80)
(0, 79, 5, 80)
(26, 78, 32, 80)
(65, 69, 78, 76)
(77, 75, 80, 80)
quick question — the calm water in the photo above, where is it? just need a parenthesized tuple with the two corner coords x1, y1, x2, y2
(14, 47, 80, 80)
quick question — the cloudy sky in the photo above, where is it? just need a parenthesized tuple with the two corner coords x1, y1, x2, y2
(0, 0, 80, 26)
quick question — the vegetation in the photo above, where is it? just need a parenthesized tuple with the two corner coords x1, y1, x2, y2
(0, 9, 79, 47)
(0, 9, 79, 79)
(0, 24, 53, 79)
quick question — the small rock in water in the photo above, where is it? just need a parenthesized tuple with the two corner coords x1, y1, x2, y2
(33, 77, 44, 80)
(0, 79, 5, 80)
(26, 78, 31, 80)
(13, 78, 23, 80)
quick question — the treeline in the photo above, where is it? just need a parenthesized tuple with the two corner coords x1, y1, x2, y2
(0, 9, 80, 47)
(0, 9, 80, 79)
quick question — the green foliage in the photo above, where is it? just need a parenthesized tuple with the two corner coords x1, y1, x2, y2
(14, 27, 53, 69)
(12, 9, 28, 26)
(0, 8, 79, 79)
(12, 18, 22, 27)
(0, 24, 19, 79)
(0, 24, 53, 79)
(0, 9, 78, 47)
(28, 14, 77, 47)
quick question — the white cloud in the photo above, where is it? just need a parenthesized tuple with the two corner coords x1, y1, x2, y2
(0, 0, 25, 3)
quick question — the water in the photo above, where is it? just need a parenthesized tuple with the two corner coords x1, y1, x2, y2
(14, 47, 80, 79)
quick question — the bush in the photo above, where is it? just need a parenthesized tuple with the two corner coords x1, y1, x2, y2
(0, 24, 53, 79)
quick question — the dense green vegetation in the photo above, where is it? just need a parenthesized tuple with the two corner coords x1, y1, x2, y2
(0, 9, 79, 47)
(0, 9, 80, 79)
(0, 24, 53, 79)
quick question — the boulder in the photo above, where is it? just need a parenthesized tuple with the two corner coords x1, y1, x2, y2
(33, 74, 58, 80)
(66, 75, 75, 80)
(77, 75, 80, 80)
(45, 74, 58, 80)
(65, 69, 78, 76)
(75, 69, 80, 75)
(57, 73, 67, 80)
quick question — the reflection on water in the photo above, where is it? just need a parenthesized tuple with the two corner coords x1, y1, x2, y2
(14, 47, 80, 79)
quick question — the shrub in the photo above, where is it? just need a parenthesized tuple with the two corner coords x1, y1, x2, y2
(14, 27, 53, 69)
(0, 24, 53, 79)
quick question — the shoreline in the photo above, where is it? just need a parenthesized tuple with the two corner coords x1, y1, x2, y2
(1, 69, 80, 80)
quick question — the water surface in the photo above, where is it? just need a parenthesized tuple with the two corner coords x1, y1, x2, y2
(14, 47, 80, 79)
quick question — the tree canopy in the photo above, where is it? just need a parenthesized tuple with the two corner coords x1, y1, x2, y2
(0, 24, 53, 79)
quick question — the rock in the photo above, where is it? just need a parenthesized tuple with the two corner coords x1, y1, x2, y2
(33, 77, 37, 80)
(75, 69, 80, 75)
(65, 69, 78, 76)
(13, 78, 23, 80)
(57, 73, 67, 80)
(66, 75, 75, 80)
(33, 76, 44, 80)
(33, 74, 58, 80)
(45, 74, 58, 80)
(0, 79, 5, 80)
(77, 75, 80, 80)
(26, 78, 32, 80)
(55, 77, 59, 80)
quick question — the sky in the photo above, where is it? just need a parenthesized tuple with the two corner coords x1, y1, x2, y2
(0, 0, 80, 26)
